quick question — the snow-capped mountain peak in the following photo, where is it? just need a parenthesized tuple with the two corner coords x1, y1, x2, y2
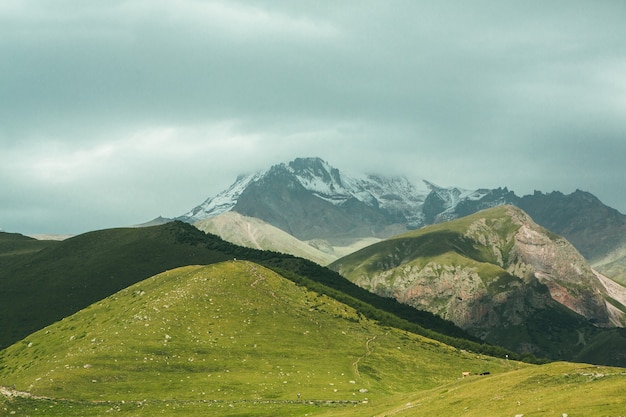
(178, 157, 515, 235)
(285, 157, 353, 203)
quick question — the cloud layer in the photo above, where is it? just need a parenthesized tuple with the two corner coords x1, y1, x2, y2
(2, 1, 625, 234)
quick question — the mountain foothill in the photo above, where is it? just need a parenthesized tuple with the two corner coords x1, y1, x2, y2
(2, 156, 626, 416)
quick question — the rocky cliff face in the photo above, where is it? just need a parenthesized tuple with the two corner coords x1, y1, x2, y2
(516, 190, 626, 285)
(507, 217, 610, 326)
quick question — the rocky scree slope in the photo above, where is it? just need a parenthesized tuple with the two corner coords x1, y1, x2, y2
(516, 190, 626, 285)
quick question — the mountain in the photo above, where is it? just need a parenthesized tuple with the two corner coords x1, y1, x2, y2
(329, 205, 626, 364)
(180, 157, 427, 240)
(178, 157, 626, 283)
(3, 262, 626, 416)
(178, 157, 528, 237)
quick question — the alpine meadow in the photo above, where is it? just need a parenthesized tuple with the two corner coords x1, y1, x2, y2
(3, 2, 626, 414)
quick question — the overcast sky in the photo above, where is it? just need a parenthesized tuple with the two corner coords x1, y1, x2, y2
(2, 1, 625, 235)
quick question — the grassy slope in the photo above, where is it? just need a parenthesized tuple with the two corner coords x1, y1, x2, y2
(363, 362, 626, 417)
(0, 261, 517, 416)
(2, 221, 501, 361)
(0, 223, 233, 349)
(4, 362, 626, 416)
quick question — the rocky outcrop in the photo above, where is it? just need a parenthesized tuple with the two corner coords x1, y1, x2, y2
(504, 208, 612, 326)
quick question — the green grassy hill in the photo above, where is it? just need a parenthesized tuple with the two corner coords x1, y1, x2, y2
(0, 223, 232, 349)
(3, 262, 626, 416)
(0, 261, 516, 416)
(1, 221, 494, 359)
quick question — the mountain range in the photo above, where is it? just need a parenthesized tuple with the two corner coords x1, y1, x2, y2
(178, 157, 626, 280)
(180, 157, 502, 237)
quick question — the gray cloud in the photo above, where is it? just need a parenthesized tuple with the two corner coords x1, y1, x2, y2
(1, 0, 625, 234)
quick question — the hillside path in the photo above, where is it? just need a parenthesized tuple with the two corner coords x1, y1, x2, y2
(353, 336, 377, 377)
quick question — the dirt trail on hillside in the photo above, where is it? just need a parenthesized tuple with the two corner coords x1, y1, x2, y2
(353, 336, 377, 377)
